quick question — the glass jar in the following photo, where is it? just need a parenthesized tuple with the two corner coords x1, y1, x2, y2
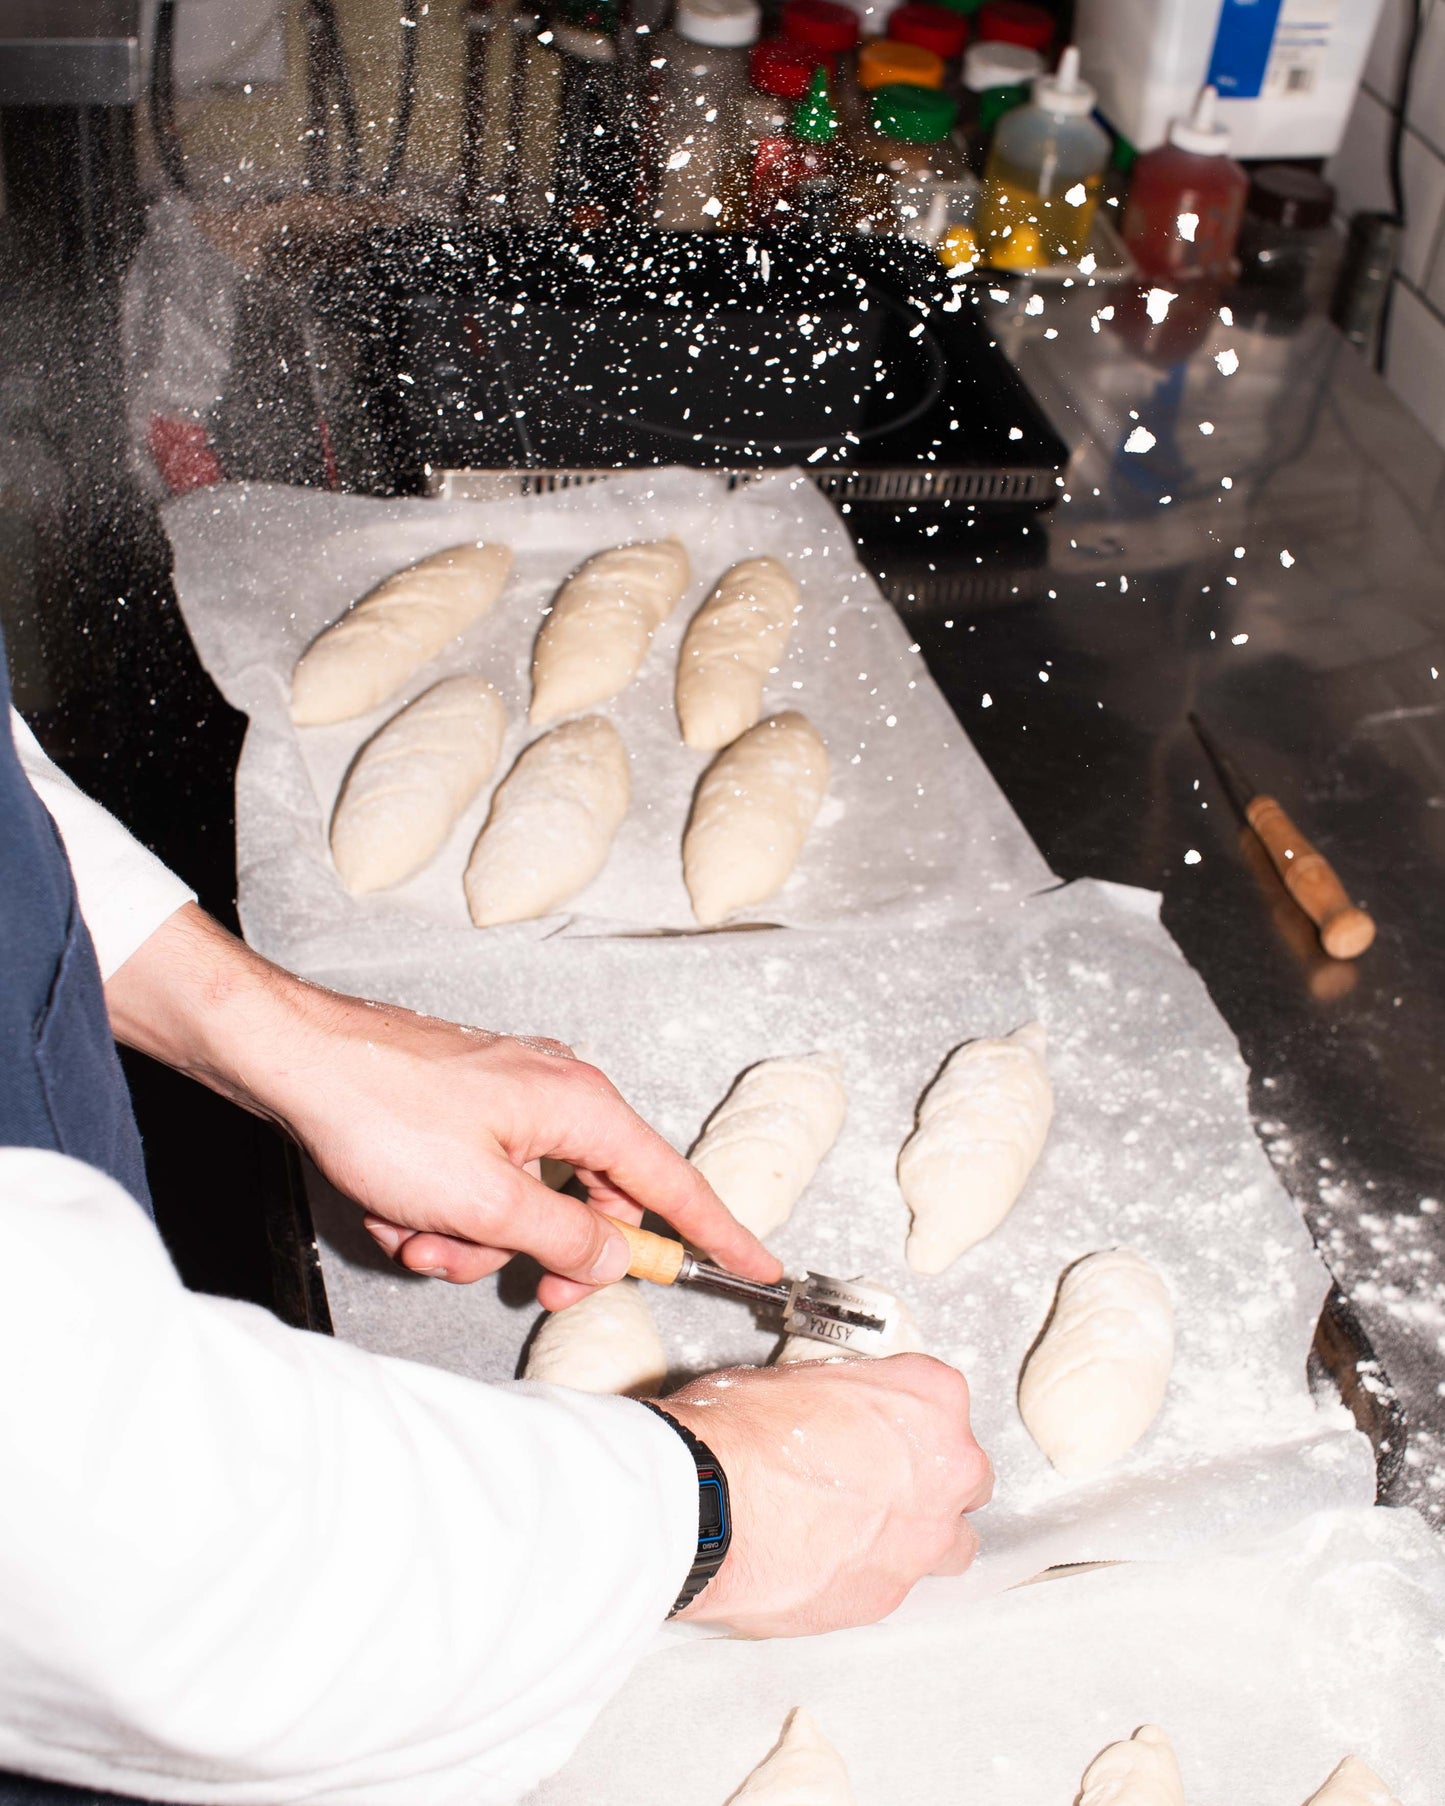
(847, 82, 975, 248)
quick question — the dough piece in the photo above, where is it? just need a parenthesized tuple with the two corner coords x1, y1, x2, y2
(898, 1022, 1053, 1274)
(523, 1282, 667, 1398)
(676, 555, 800, 750)
(292, 542, 513, 726)
(1303, 1757, 1403, 1806)
(1078, 1725, 1185, 1806)
(464, 715, 630, 927)
(1018, 1249, 1174, 1477)
(690, 1053, 846, 1242)
(329, 676, 506, 893)
(727, 1709, 854, 1806)
(530, 538, 690, 726)
(775, 1284, 923, 1363)
(683, 711, 828, 926)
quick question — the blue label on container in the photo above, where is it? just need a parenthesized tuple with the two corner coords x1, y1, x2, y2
(1206, 0, 1285, 100)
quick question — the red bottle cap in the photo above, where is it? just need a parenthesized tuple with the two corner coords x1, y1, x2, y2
(887, 3, 968, 60)
(976, 0, 1053, 52)
(781, 0, 859, 62)
(749, 36, 818, 99)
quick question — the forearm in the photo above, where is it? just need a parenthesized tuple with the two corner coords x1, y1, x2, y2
(0, 1149, 695, 1804)
(103, 900, 345, 1125)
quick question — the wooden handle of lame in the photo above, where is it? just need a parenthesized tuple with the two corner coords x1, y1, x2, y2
(1245, 795, 1376, 960)
(602, 1214, 687, 1286)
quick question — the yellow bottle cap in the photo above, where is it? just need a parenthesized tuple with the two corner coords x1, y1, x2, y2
(858, 38, 945, 91)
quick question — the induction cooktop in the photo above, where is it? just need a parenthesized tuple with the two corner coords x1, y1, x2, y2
(316, 226, 1067, 512)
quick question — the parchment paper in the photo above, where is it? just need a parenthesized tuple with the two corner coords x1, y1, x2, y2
(304, 877, 1375, 1603)
(526, 1507, 1445, 1805)
(162, 468, 1055, 968)
(163, 466, 1390, 1802)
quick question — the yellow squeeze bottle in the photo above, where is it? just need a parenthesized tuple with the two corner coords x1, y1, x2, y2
(981, 45, 1109, 271)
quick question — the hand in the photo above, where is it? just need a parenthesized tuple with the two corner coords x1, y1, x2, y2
(658, 1353, 993, 1636)
(105, 905, 782, 1307)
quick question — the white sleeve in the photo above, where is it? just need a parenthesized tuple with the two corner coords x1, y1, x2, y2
(0, 1149, 697, 1806)
(10, 708, 196, 979)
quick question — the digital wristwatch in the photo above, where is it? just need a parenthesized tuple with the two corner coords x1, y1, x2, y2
(641, 1403, 731, 1617)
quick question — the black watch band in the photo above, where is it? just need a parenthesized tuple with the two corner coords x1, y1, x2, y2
(641, 1402, 732, 1617)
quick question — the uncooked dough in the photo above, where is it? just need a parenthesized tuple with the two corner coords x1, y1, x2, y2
(522, 1281, 667, 1398)
(530, 538, 690, 726)
(775, 1283, 923, 1363)
(464, 715, 630, 927)
(675, 555, 800, 750)
(1077, 1724, 1185, 1806)
(329, 676, 506, 893)
(291, 541, 513, 726)
(1303, 1756, 1403, 1806)
(689, 1053, 846, 1242)
(726, 1708, 854, 1806)
(682, 711, 828, 926)
(1018, 1249, 1175, 1477)
(898, 1021, 1053, 1274)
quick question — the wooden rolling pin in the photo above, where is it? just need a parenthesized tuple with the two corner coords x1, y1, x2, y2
(1189, 714, 1376, 961)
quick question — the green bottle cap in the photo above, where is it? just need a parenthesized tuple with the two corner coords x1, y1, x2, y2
(934, 0, 983, 13)
(870, 81, 958, 144)
(792, 65, 840, 143)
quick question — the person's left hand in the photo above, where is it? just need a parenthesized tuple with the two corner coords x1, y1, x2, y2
(105, 904, 782, 1309)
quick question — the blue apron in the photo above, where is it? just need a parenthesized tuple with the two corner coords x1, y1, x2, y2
(1, 628, 162, 1801)
(0, 626, 151, 1213)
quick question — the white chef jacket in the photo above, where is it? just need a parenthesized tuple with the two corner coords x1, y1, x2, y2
(2, 714, 697, 1805)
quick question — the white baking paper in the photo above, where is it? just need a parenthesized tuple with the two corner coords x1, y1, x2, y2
(162, 467, 1055, 969)
(303, 877, 1375, 1602)
(525, 1507, 1445, 1805)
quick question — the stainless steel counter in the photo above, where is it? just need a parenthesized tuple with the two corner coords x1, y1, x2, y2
(864, 279, 1445, 1524)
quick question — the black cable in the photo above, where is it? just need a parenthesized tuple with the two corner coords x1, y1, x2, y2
(1386, 0, 1423, 225)
(1378, 0, 1424, 371)
(307, 0, 362, 193)
(378, 0, 421, 195)
(149, 0, 187, 191)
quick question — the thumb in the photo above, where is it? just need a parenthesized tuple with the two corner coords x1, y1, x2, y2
(493, 1164, 634, 1286)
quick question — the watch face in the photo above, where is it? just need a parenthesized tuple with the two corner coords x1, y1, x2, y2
(697, 1470, 728, 1550)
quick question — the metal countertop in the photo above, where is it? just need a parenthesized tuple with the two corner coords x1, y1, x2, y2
(861, 280, 1445, 1523)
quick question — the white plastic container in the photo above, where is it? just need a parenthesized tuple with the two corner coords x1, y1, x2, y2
(1074, 0, 1385, 160)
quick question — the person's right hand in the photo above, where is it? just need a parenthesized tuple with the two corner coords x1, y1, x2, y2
(657, 1353, 992, 1637)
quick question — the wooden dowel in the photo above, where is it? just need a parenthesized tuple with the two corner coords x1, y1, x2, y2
(1245, 795, 1377, 961)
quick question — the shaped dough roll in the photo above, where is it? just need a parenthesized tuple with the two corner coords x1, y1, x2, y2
(1019, 1249, 1174, 1477)
(530, 538, 690, 726)
(690, 1053, 846, 1242)
(898, 1022, 1053, 1274)
(464, 715, 629, 927)
(523, 1281, 667, 1398)
(1304, 1757, 1403, 1806)
(329, 677, 506, 893)
(683, 711, 828, 926)
(727, 1709, 855, 1806)
(292, 541, 513, 726)
(1078, 1725, 1185, 1806)
(676, 555, 800, 750)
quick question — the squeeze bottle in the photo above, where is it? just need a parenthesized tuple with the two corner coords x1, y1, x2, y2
(980, 44, 1109, 270)
(1121, 86, 1248, 284)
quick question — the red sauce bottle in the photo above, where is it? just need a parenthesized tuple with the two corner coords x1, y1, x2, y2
(1122, 85, 1249, 285)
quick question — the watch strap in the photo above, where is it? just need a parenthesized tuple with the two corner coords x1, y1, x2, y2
(641, 1402, 731, 1617)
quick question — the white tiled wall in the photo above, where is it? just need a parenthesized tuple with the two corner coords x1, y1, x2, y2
(1329, 0, 1445, 446)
